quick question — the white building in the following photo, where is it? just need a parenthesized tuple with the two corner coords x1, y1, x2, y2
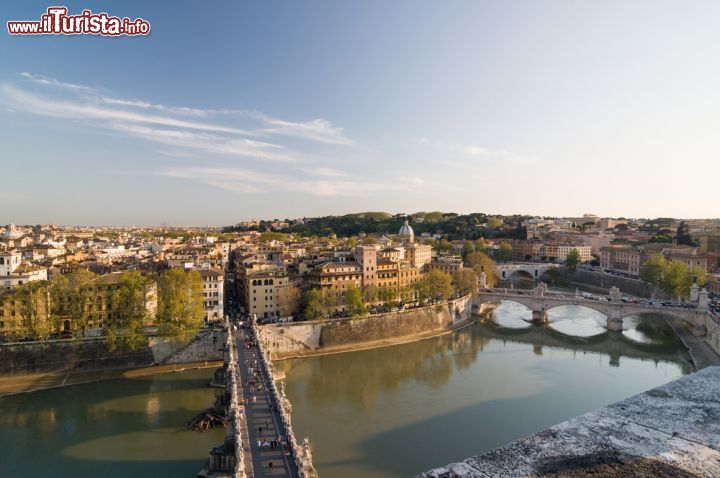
(1, 250, 48, 292)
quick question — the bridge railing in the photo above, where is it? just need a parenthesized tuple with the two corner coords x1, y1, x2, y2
(249, 319, 317, 478)
(225, 322, 249, 478)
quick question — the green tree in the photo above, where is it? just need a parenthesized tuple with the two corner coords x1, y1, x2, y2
(15, 281, 53, 340)
(640, 255, 666, 284)
(675, 221, 695, 246)
(107, 271, 152, 351)
(156, 268, 204, 338)
(487, 217, 503, 230)
(413, 278, 430, 304)
(496, 242, 513, 262)
(345, 284, 367, 317)
(278, 284, 301, 318)
(302, 289, 324, 321)
(640, 255, 706, 299)
(565, 249, 580, 272)
(465, 251, 498, 287)
(378, 287, 397, 308)
(50, 269, 98, 337)
(427, 270, 454, 301)
(453, 269, 478, 296)
(462, 241, 475, 259)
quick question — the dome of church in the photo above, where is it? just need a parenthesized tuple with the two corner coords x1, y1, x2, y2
(398, 219, 414, 244)
(3, 223, 22, 238)
(398, 219, 414, 237)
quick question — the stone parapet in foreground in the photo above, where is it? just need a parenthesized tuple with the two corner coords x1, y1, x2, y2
(416, 366, 720, 478)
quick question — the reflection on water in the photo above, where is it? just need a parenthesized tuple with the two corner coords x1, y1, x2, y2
(283, 303, 690, 478)
(0, 369, 224, 477)
(491, 300, 532, 328)
(546, 305, 607, 337)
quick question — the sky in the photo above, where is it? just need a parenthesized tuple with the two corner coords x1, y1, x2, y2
(1, 1, 719, 226)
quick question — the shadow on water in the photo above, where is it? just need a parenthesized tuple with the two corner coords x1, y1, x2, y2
(284, 317, 690, 478)
(0, 368, 224, 478)
(353, 393, 554, 477)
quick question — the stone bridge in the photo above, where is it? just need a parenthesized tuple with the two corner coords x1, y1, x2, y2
(474, 283, 712, 336)
(494, 262, 559, 281)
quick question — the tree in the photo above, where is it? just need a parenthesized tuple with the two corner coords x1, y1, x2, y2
(344, 284, 367, 317)
(277, 284, 301, 318)
(15, 281, 53, 340)
(676, 221, 695, 246)
(49, 269, 98, 337)
(465, 251, 498, 287)
(426, 270, 454, 302)
(565, 249, 580, 272)
(496, 242, 513, 262)
(378, 287, 397, 308)
(302, 289, 324, 321)
(453, 269, 478, 296)
(640, 255, 666, 285)
(461, 241, 475, 259)
(156, 268, 204, 338)
(107, 271, 152, 351)
(431, 239, 452, 253)
(640, 255, 706, 299)
(487, 217, 503, 230)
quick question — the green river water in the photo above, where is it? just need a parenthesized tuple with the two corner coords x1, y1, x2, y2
(0, 301, 689, 477)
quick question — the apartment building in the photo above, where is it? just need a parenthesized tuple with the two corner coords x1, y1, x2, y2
(198, 267, 223, 322)
(600, 245, 641, 276)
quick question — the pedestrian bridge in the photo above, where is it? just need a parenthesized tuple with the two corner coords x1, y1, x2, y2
(494, 262, 560, 281)
(474, 283, 712, 336)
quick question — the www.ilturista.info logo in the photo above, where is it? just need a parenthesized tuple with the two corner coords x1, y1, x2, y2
(7, 7, 150, 36)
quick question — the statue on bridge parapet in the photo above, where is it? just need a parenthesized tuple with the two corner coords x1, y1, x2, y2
(609, 286, 621, 303)
(699, 288, 709, 310)
(690, 283, 700, 303)
(533, 282, 547, 297)
(479, 270, 487, 289)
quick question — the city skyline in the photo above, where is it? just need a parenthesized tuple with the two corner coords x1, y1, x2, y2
(2, 0, 720, 225)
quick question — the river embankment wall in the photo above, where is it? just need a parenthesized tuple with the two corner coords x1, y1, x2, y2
(258, 295, 489, 359)
(568, 270, 670, 299)
(0, 329, 225, 376)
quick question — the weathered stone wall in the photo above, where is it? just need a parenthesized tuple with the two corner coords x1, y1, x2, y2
(0, 329, 226, 376)
(0, 338, 155, 375)
(259, 295, 473, 357)
(154, 329, 226, 364)
(568, 270, 669, 299)
(705, 314, 720, 356)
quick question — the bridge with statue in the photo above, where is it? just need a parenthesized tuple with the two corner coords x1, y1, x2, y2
(199, 317, 318, 478)
(473, 282, 713, 336)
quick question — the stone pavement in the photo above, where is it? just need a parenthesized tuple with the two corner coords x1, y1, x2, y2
(235, 330, 300, 478)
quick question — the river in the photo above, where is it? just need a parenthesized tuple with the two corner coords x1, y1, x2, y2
(0, 302, 690, 477)
(279, 301, 690, 478)
(0, 368, 224, 477)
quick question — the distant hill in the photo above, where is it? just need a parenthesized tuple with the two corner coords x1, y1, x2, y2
(225, 211, 532, 241)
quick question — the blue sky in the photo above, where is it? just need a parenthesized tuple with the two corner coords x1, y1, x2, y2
(1, 1, 719, 225)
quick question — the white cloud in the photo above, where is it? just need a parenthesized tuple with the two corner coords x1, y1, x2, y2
(20, 72, 96, 94)
(3, 73, 354, 147)
(251, 112, 353, 145)
(416, 136, 536, 163)
(1, 84, 256, 136)
(109, 123, 296, 162)
(158, 166, 383, 197)
(399, 176, 425, 185)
